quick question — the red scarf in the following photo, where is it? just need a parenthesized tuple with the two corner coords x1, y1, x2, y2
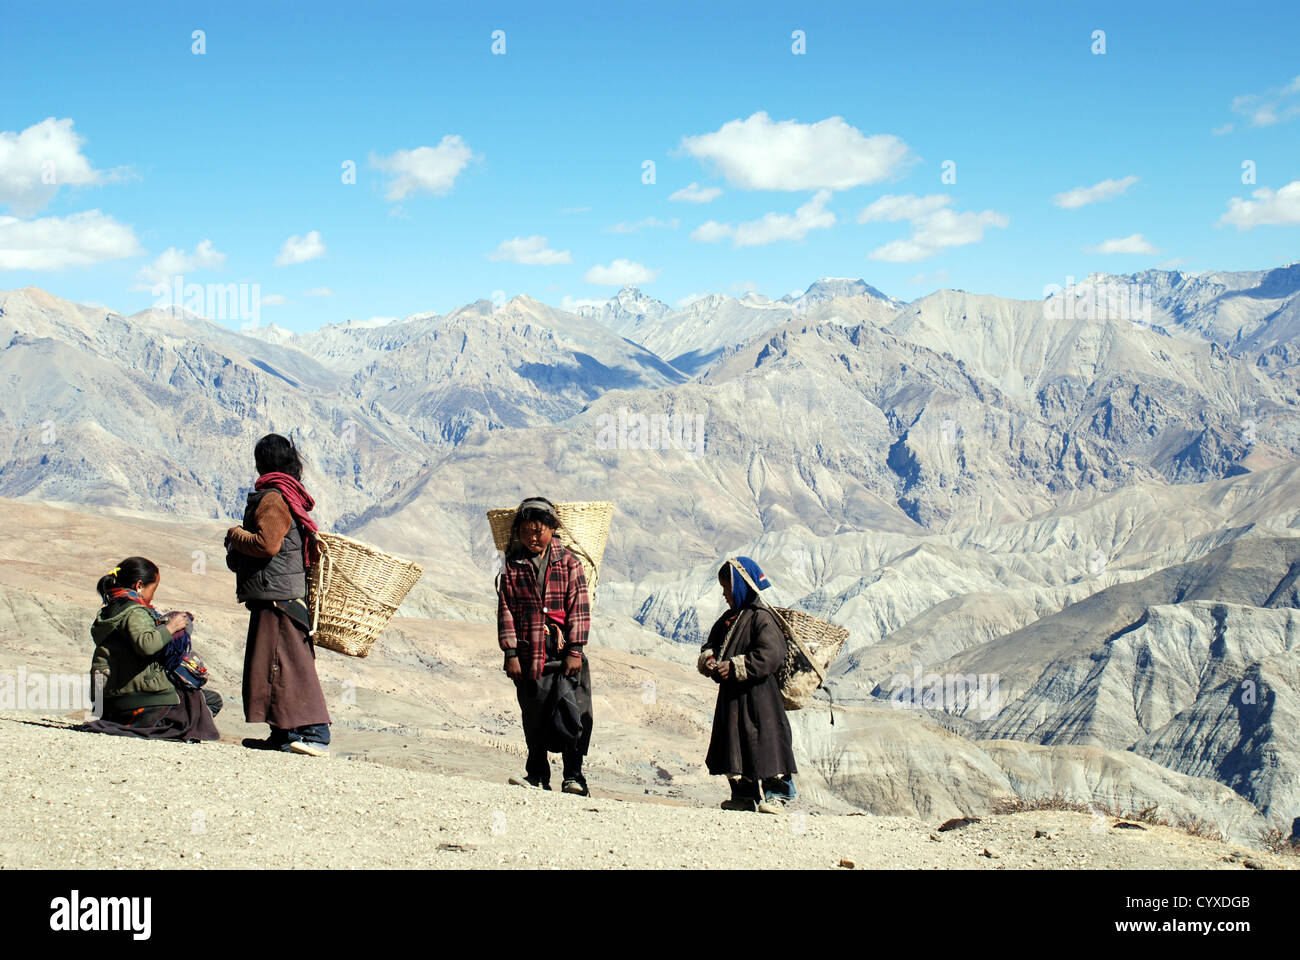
(254, 471, 319, 567)
(104, 586, 158, 615)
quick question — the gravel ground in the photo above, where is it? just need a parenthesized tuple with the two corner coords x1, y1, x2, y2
(1, 715, 1293, 870)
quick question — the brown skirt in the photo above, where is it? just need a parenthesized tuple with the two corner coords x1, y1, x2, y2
(85, 687, 219, 741)
(242, 603, 331, 729)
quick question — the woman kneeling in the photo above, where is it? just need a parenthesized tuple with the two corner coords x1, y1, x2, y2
(87, 556, 221, 741)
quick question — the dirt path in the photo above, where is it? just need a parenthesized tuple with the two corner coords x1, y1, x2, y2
(1, 715, 1291, 870)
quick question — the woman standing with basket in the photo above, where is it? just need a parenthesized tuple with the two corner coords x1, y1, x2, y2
(225, 434, 331, 757)
(698, 556, 797, 814)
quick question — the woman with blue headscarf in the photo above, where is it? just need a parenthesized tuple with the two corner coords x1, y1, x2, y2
(698, 556, 797, 813)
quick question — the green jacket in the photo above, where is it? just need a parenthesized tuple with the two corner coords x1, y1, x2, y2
(90, 599, 180, 710)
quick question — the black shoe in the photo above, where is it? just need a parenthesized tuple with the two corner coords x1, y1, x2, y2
(561, 778, 589, 796)
(242, 730, 289, 751)
(720, 798, 757, 812)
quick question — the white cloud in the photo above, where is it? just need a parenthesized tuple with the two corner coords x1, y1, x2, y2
(132, 238, 226, 289)
(1053, 175, 1139, 209)
(913, 209, 1010, 248)
(1217, 181, 1300, 229)
(691, 189, 835, 248)
(1088, 233, 1159, 254)
(869, 239, 932, 263)
(865, 196, 1009, 262)
(560, 294, 607, 311)
(304, 286, 333, 296)
(560, 206, 590, 214)
(0, 210, 141, 270)
(1211, 123, 1235, 136)
(583, 259, 660, 285)
(690, 220, 734, 243)
(369, 136, 476, 202)
(858, 193, 953, 223)
(606, 216, 679, 233)
(486, 235, 572, 265)
(679, 111, 914, 191)
(669, 182, 723, 203)
(275, 230, 326, 266)
(0, 118, 128, 217)
(261, 294, 289, 306)
(1228, 75, 1300, 128)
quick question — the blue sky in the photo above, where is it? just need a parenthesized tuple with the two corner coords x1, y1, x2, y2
(1, 0, 1297, 331)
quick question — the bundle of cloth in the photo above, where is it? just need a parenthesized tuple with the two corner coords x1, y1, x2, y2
(155, 609, 209, 691)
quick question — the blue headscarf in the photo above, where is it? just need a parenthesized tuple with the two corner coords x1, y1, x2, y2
(724, 556, 771, 608)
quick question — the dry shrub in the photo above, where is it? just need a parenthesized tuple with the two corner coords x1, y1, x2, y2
(1256, 827, 1300, 857)
(992, 794, 1224, 842)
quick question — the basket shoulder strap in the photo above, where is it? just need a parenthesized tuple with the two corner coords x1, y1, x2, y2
(554, 520, 595, 567)
(309, 535, 332, 637)
(717, 611, 745, 661)
(726, 558, 827, 684)
(554, 520, 598, 590)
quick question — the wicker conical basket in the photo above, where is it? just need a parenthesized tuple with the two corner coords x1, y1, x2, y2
(769, 607, 849, 709)
(307, 532, 424, 657)
(723, 559, 848, 710)
(486, 500, 613, 595)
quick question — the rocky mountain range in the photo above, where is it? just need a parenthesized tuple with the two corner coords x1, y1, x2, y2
(2, 261, 1298, 840)
(572, 278, 905, 375)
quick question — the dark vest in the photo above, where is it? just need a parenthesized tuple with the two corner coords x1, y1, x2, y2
(233, 489, 307, 602)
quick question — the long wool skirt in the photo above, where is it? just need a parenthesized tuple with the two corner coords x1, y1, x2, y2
(85, 686, 219, 741)
(241, 603, 331, 730)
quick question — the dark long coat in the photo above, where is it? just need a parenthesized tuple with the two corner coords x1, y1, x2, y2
(703, 604, 797, 779)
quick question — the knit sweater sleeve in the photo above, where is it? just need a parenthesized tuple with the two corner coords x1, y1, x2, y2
(563, 553, 590, 655)
(125, 606, 172, 657)
(227, 490, 294, 558)
(497, 577, 518, 653)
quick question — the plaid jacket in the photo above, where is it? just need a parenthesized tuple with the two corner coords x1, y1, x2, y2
(497, 540, 590, 680)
